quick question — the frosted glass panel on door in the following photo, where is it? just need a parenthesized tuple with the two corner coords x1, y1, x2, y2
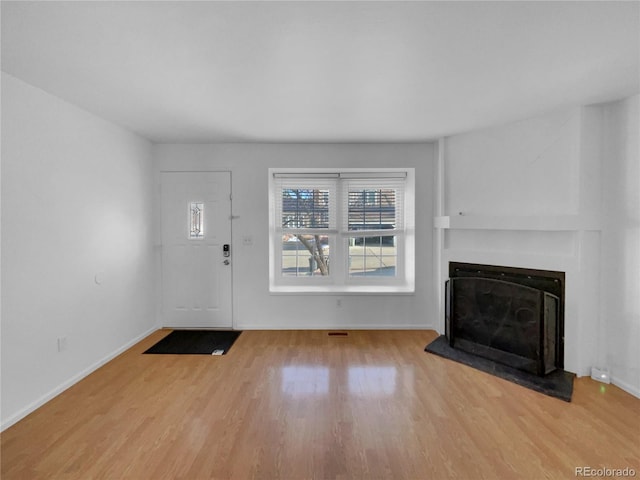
(189, 202, 204, 239)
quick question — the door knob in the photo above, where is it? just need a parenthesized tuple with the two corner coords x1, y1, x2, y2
(223, 259, 230, 265)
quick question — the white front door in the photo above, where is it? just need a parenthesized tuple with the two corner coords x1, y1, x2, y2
(160, 171, 232, 328)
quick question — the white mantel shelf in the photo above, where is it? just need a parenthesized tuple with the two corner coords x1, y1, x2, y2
(434, 214, 602, 231)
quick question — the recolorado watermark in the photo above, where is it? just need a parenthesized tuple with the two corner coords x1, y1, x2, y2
(576, 466, 636, 477)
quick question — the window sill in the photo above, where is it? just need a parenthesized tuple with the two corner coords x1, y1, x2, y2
(269, 285, 415, 295)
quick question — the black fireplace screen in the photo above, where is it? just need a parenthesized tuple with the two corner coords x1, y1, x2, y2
(446, 263, 564, 376)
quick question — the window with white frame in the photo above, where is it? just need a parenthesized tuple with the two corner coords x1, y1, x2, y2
(269, 169, 415, 293)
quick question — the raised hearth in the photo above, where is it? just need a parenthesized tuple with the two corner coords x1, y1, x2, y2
(426, 262, 574, 400)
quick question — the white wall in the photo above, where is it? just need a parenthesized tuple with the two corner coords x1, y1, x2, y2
(601, 95, 640, 397)
(1, 73, 157, 429)
(440, 108, 597, 374)
(445, 108, 582, 217)
(436, 99, 640, 397)
(154, 143, 435, 330)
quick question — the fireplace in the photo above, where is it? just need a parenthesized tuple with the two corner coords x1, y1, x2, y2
(445, 262, 565, 376)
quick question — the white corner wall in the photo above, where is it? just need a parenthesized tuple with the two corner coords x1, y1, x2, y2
(436, 106, 604, 379)
(436, 98, 640, 397)
(1, 73, 157, 430)
(153, 143, 435, 330)
(601, 95, 640, 397)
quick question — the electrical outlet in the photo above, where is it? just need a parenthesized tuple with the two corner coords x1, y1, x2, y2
(57, 336, 68, 352)
(591, 367, 610, 384)
(336, 299, 342, 308)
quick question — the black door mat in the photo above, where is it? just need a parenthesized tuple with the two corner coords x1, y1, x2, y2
(425, 335, 575, 402)
(144, 330, 242, 355)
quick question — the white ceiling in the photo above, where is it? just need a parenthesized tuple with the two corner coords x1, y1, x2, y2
(2, 1, 638, 143)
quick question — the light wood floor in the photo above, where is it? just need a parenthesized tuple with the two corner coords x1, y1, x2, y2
(2, 330, 639, 479)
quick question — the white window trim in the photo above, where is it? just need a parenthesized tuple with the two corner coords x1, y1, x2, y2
(269, 168, 415, 294)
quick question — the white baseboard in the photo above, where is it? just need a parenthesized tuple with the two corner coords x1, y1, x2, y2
(235, 323, 435, 330)
(574, 367, 592, 378)
(1, 326, 157, 432)
(611, 376, 640, 399)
